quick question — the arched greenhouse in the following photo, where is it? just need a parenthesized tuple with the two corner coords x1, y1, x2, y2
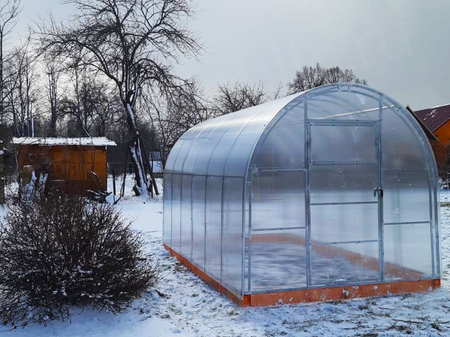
(162, 83, 440, 306)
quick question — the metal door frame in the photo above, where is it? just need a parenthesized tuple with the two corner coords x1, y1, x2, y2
(305, 118, 383, 288)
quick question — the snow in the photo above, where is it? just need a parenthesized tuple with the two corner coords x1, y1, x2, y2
(431, 103, 450, 109)
(1, 178, 450, 336)
(424, 109, 438, 121)
(151, 160, 164, 173)
(12, 137, 117, 147)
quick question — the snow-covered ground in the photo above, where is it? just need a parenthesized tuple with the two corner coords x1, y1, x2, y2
(2, 179, 450, 336)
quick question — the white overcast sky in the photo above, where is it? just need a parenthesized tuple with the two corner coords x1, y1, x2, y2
(13, 0, 450, 110)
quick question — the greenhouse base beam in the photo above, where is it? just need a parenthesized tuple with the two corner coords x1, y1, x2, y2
(163, 243, 440, 308)
(244, 279, 440, 307)
(163, 243, 250, 306)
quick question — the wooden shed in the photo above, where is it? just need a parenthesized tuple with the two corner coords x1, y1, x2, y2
(12, 137, 116, 196)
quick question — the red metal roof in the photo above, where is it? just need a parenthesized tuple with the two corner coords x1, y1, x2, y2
(414, 103, 450, 133)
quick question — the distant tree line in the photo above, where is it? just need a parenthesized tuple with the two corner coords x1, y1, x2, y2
(0, 0, 367, 197)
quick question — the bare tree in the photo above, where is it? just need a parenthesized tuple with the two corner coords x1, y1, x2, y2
(287, 63, 367, 94)
(59, 67, 96, 137)
(212, 81, 268, 115)
(36, 0, 202, 197)
(0, 0, 21, 124)
(4, 41, 38, 137)
(45, 60, 61, 137)
(59, 76, 123, 138)
(146, 79, 208, 168)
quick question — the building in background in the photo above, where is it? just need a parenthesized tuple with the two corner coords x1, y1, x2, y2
(413, 104, 450, 182)
(13, 137, 116, 196)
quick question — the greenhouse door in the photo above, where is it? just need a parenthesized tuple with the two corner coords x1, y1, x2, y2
(307, 120, 382, 286)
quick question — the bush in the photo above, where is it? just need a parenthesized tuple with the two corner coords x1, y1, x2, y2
(0, 192, 157, 325)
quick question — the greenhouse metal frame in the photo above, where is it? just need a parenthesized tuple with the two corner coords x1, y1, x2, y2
(163, 83, 440, 307)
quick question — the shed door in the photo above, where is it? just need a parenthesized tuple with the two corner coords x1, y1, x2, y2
(307, 121, 382, 286)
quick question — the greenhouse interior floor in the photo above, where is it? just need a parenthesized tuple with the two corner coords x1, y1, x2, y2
(164, 240, 438, 307)
(247, 242, 381, 292)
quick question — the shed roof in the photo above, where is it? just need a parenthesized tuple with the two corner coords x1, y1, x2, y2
(12, 137, 117, 147)
(414, 103, 450, 133)
(406, 106, 438, 142)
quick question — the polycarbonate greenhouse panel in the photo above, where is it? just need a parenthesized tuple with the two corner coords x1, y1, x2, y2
(383, 172, 430, 224)
(223, 95, 302, 177)
(307, 90, 380, 120)
(162, 173, 172, 244)
(252, 104, 305, 170)
(310, 203, 379, 243)
(191, 175, 206, 268)
(180, 175, 192, 258)
(249, 228, 307, 292)
(309, 164, 379, 204)
(165, 137, 186, 172)
(172, 128, 206, 174)
(309, 241, 380, 286)
(381, 105, 428, 172)
(251, 170, 306, 230)
(182, 118, 216, 174)
(383, 223, 433, 279)
(163, 83, 440, 307)
(204, 176, 222, 280)
(170, 174, 182, 253)
(192, 113, 242, 175)
(206, 109, 259, 176)
(221, 177, 244, 294)
(310, 124, 378, 163)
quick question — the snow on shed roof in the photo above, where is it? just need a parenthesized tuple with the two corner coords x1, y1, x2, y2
(12, 137, 117, 147)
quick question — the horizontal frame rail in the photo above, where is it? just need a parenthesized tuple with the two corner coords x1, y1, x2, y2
(169, 172, 245, 179)
(383, 221, 430, 226)
(308, 105, 395, 121)
(245, 278, 438, 296)
(310, 201, 378, 206)
(251, 226, 306, 232)
(257, 168, 308, 173)
(382, 170, 429, 175)
(314, 239, 379, 245)
(310, 160, 379, 166)
(307, 119, 379, 126)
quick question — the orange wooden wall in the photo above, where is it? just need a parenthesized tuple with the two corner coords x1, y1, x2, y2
(434, 122, 450, 145)
(17, 145, 107, 195)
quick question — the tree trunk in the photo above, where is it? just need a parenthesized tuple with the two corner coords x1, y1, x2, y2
(0, 33, 3, 125)
(123, 101, 159, 197)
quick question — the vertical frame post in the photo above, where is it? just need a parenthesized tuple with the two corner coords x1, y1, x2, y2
(305, 99, 312, 288)
(220, 176, 225, 282)
(180, 174, 183, 253)
(377, 97, 385, 282)
(435, 181, 441, 277)
(240, 178, 247, 296)
(247, 180, 253, 293)
(190, 174, 194, 262)
(204, 176, 208, 271)
(429, 171, 437, 277)
(170, 173, 173, 248)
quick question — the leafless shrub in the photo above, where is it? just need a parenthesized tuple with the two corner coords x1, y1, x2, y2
(0, 191, 157, 326)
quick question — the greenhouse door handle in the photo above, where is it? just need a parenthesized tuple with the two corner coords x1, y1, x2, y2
(374, 188, 383, 198)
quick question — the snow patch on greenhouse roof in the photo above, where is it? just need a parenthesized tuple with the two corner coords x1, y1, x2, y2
(12, 137, 117, 147)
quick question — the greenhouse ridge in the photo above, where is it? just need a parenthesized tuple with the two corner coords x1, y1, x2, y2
(163, 83, 441, 306)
